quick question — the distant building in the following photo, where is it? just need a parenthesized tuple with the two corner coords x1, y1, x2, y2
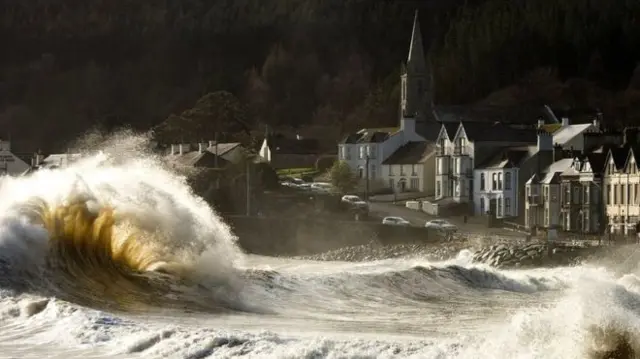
(259, 132, 325, 170)
(0, 140, 33, 176)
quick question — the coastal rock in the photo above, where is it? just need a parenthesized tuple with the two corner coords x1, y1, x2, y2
(471, 243, 601, 268)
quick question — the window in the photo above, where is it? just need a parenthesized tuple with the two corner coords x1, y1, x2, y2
(410, 178, 419, 190)
(345, 146, 351, 160)
(436, 181, 441, 197)
(505, 198, 511, 216)
(606, 184, 611, 205)
(626, 184, 630, 205)
(359, 146, 365, 159)
(480, 198, 485, 214)
(498, 173, 503, 190)
(339, 145, 345, 160)
(400, 165, 405, 176)
(370, 145, 377, 159)
(526, 186, 530, 197)
(492, 173, 497, 190)
(505, 172, 512, 190)
(614, 184, 619, 204)
(497, 198, 503, 217)
(584, 186, 590, 204)
(635, 184, 639, 204)
(411, 164, 417, 176)
(480, 173, 486, 190)
(389, 165, 394, 176)
(544, 208, 549, 226)
(358, 167, 364, 179)
(544, 186, 549, 201)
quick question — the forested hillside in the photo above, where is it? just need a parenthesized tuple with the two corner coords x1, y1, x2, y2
(0, 0, 638, 151)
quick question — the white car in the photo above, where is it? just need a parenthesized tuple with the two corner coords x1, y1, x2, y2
(351, 200, 369, 210)
(341, 195, 361, 204)
(424, 219, 457, 232)
(382, 216, 411, 226)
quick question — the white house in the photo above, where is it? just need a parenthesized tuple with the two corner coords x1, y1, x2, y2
(0, 140, 30, 176)
(435, 121, 539, 204)
(381, 141, 436, 194)
(525, 158, 574, 229)
(473, 149, 530, 218)
(339, 117, 426, 182)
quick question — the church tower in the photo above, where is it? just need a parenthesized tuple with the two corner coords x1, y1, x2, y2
(400, 10, 433, 122)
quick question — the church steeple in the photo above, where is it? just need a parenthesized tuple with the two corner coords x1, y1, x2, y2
(400, 9, 433, 122)
(407, 10, 427, 75)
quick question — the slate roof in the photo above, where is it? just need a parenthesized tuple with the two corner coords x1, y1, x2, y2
(168, 150, 230, 168)
(540, 158, 574, 184)
(433, 105, 556, 125)
(476, 148, 530, 169)
(552, 124, 594, 146)
(341, 127, 399, 144)
(459, 122, 537, 143)
(382, 142, 435, 165)
(207, 142, 241, 157)
(266, 134, 320, 155)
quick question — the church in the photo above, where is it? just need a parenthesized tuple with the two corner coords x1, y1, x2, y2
(337, 10, 562, 197)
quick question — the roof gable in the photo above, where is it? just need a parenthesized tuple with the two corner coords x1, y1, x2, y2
(383, 141, 434, 165)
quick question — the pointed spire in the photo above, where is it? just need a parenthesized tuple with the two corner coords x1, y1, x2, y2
(407, 10, 427, 74)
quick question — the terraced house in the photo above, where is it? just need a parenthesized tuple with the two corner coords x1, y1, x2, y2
(603, 143, 640, 236)
(559, 153, 606, 234)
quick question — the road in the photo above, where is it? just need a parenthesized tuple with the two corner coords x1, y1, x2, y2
(368, 202, 522, 238)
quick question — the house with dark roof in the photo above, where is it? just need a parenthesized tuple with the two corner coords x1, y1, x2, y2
(381, 141, 436, 195)
(556, 152, 607, 234)
(434, 121, 540, 209)
(259, 133, 327, 170)
(525, 158, 575, 230)
(167, 143, 231, 169)
(473, 148, 530, 219)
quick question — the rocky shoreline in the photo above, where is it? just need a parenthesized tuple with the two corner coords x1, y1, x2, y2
(471, 242, 604, 268)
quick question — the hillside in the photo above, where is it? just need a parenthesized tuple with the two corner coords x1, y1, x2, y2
(0, 0, 638, 151)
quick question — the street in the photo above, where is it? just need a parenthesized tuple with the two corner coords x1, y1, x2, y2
(368, 202, 523, 238)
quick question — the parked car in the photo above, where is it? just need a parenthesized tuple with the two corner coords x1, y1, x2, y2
(341, 195, 362, 204)
(351, 200, 369, 210)
(382, 216, 411, 226)
(424, 219, 457, 232)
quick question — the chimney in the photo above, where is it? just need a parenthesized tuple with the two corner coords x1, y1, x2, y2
(401, 116, 416, 136)
(537, 118, 545, 129)
(170, 144, 176, 155)
(296, 134, 303, 140)
(209, 140, 215, 148)
(198, 143, 205, 153)
(561, 117, 570, 127)
(536, 129, 552, 151)
(593, 111, 603, 130)
(553, 143, 563, 161)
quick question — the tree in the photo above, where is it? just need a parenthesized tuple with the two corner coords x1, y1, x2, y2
(330, 161, 357, 194)
(154, 91, 250, 143)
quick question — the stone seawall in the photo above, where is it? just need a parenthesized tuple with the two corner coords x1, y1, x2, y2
(225, 216, 442, 256)
(471, 243, 605, 268)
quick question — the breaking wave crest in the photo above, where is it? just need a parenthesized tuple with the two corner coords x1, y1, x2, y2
(0, 133, 247, 312)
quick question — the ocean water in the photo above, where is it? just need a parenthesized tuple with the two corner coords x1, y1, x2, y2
(1, 133, 640, 359)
